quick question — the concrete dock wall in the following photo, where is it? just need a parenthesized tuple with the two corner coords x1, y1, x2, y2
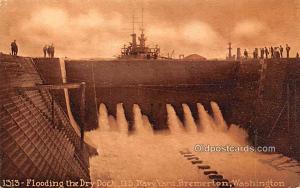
(252, 59, 300, 159)
(65, 60, 240, 130)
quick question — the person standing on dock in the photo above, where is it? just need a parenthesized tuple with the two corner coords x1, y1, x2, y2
(270, 46, 274, 58)
(10, 40, 18, 56)
(275, 47, 280, 58)
(296, 52, 299, 58)
(265, 47, 269, 59)
(253, 49, 258, 59)
(244, 49, 248, 59)
(49, 44, 55, 58)
(279, 45, 284, 58)
(43, 45, 48, 58)
(47, 45, 51, 57)
(286, 44, 290, 58)
(254, 48, 259, 59)
(260, 48, 265, 59)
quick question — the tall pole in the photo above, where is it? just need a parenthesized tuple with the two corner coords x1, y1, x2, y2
(295, 80, 297, 128)
(287, 83, 290, 133)
(228, 42, 232, 59)
(141, 6, 144, 33)
(132, 14, 135, 34)
(80, 82, 86, 147)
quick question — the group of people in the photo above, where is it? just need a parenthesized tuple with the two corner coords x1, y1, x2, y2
(10, 40, 56, 58)
(43, 44, 55, 58)
(243, 44, 299, 59)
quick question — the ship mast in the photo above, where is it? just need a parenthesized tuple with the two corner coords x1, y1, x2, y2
(141, 6, 144, 34)
(139, 6, 146, 48)
(132, 13, 135, 34)
(131, 10, 137, 49)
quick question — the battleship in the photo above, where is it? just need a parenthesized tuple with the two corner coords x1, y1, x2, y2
(1, 2, 300, 187)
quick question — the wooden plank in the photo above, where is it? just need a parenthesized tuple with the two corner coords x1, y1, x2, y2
(16, 83, 84, 90)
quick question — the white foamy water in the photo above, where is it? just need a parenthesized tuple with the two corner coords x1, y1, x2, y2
(132, 104, 152, 135)
(86, 102, 300, 188)
(210, 101, 227, 132)
(116, 103, 128, 134)
(197, 103, 216, 133)
(98, 103, 110, 132)
(166, 104, 185, 134)
(182, 104, 198, 133)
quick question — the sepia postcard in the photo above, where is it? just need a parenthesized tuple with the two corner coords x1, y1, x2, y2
(0, 0, 299, 187)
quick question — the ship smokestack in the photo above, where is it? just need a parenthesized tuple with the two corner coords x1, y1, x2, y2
(139, 31, 146, 48)
(131, 33, 137, 48)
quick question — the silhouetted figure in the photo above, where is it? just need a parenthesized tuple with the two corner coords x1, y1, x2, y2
(270, 46, 274, 58)
(48, 44, 54, 58)
(253, 49, 258, 59)
(296, 52, 299, 58)
(275, 47, 280, 58)
(265, 47, 269, 59)
(11, 40, 18, 56)
(244, 49, 248, 59)
(47, 46, 51, 57)
(279, 45, 283, 58)
(286, 44, 290, 58)
(43, 45, 48, 58)
(254, 48, 259, 59)
(260, 48, 265, 59)
(51, 44, 55, 58)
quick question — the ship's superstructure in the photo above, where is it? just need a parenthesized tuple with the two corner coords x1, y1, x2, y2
(120, 32, 160, 59)
(120, 9, 160, 59)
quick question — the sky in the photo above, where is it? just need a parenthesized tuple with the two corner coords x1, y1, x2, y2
(0, 0, 300, 59)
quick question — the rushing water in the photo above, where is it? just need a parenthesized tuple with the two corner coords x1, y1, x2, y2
(85, 102, 300, 188)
